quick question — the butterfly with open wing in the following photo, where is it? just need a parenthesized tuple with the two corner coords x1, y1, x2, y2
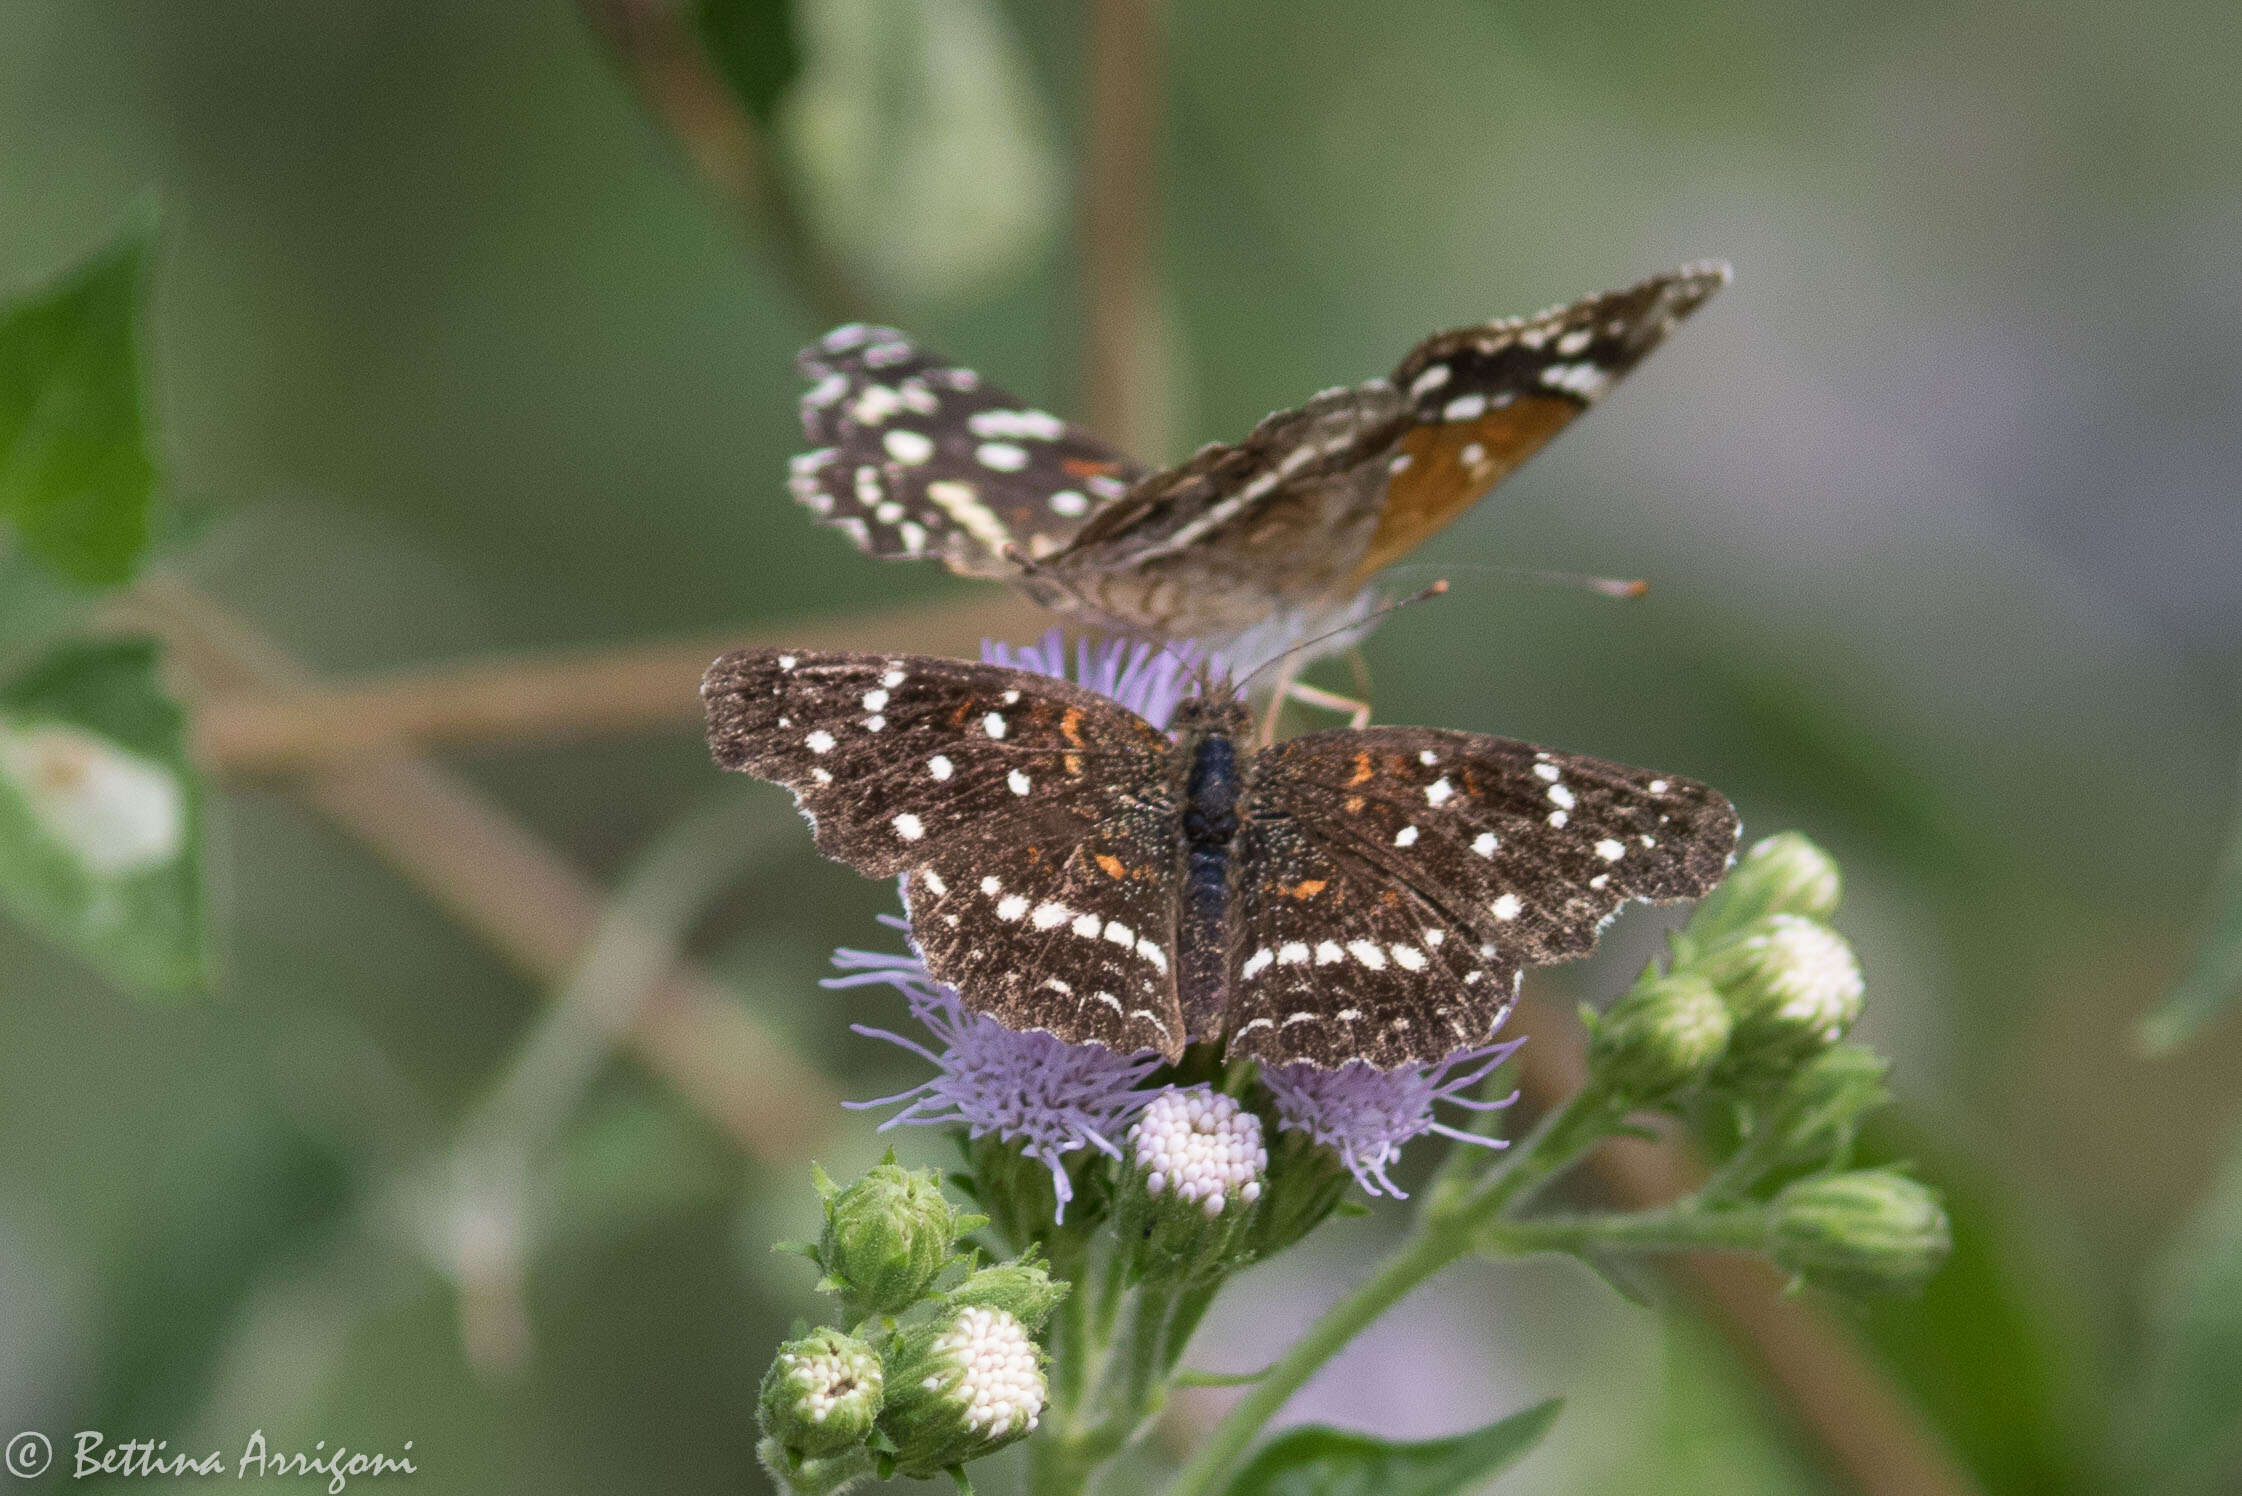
(704, 649, 1738, 1069)
(788, 263, 1727, 650)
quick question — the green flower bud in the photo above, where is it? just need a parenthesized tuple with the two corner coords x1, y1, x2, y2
(1700, 915, 1864, 1076)
(1768, 1169, 1950, 1296)
(1755, 1043, 1891, 1170)
(1116, 1087, 1267, 1285)
(946, 1252, 1070, 1333)
(1688, 832, 1844, 947)
(756, 1439, 872, 1496)
(877, 1306, 1047, 1478)
(814, 1156, 979, 1320)
(759, 1328, 884, 1458)
(1586, 973, 1732, 1100)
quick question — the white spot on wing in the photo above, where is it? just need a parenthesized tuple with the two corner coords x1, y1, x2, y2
(1473, 832, 1498, 857)
(1492, 893, 1522, 920)
(1425, 776, 1455, 806)
(1443, 392, 1487, 422)
(1241, 948, 1274, 980)
(1595, 839, 1626, 862)
(983, 713, 1008, 739)
(927, 754, 953, 779)
(882, 429, 934, 464)
(1347, 940, 1388, 970)
(1277, 942, 1310, 965)
(805, 730, 835, 754)
(1008, 769, 1032, 796)
(997, 894, 1029, 921)
(1394, 825, 1419, 846)
(976, 441, 1029, 472)
(1548, 784, 1576, 809)
(892, 813, 925, 840)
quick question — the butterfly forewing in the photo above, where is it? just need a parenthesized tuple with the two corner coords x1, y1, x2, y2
(1226, 727, 1739, 1066)
(701, 649, 1190, 1056)
(792, 326, 1147, 577)
(1361, 262, 1731, 578)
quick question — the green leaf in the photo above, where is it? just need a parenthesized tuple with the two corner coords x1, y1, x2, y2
(0, 212, 160, 586)
(0, 635, 205, 993)
(2139, 761, 2242, 1053)
(694, 0, 802, 126)
(2133, 1116, 2242, 1491)
(1224, 1399, 1561, 1496)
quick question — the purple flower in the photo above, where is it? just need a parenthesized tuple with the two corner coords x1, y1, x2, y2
(981, 628, 1205, 729)
(1262, 1039, 1526, 1198)
(829, 918, 1164, 1220)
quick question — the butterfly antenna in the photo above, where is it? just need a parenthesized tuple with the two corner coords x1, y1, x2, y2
(1381, 561, 1649, 600)
(1234, 580, 1449, 697)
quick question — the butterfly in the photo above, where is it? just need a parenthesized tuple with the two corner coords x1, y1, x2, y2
(788, 263, 1727, 649)
(703, 648, 1738, 1069)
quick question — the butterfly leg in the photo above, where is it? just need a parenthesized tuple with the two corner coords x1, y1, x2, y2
(1283, 680, 1373, 730)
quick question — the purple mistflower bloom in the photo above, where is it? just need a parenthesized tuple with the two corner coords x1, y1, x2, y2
(982, 627, 1208, 728)
(828, 917, 1164, 1221)
(1262, 1037, 1527, 1198)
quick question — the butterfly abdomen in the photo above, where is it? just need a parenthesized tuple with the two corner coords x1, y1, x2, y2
(1178, 729, 1242, 1040)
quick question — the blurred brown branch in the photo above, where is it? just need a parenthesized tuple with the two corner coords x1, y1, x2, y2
(128, 574, 840, 1164)
(191, 591, 1042, 776)
(1081, 0, 1163, 456)
(1513, 991, 1982, 1496)
(580, 0, 871, 328)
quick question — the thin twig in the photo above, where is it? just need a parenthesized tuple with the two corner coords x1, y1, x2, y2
(190, 592, 1043, 775)
(126, 574, 839, 1165)
(1512, 992, 1981, 1496)
(1081, 0, 1163, 456)
(579, 0, 872, 329)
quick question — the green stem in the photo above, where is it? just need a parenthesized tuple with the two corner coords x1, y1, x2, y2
(1481, 1204, 1773, 1258)
(1161, 1082, 1639, 1496)
(1162, 1218, 1473, 1496)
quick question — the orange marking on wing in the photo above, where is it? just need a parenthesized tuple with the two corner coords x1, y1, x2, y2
(1061, 707, 1085, 746)
(1354, 393, 1581, 578)
(1281, 878, 1328, 899)
(1063, 458, 1124, 478)
(1347, 751, 1375, 787)
(1096, 853, 1128, 879)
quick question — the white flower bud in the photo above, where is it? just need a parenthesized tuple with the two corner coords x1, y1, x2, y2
(1129, 1087, 1267, 1217)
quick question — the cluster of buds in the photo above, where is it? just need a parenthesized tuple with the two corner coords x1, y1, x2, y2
(1584, 832, 1863, 1103)
(1115, 1087, 1270, 1284)
(1577, 832, 1947, 1295)
(757, 1155, 1066, 1493)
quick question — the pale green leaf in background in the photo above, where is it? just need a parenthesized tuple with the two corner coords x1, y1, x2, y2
(2139, 763, 2242, 1054)
(0, 636, 204, 995)
(0, 211, 159, 587)
(1224, 1398, 1562, 1496)
(780, 0, 1061, 306)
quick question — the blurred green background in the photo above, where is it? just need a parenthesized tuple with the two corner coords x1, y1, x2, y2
(2, 1, 2238, 1492)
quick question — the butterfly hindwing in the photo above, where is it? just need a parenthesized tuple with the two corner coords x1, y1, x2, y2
(1225, 810, 1517, 1069)
(700, 648, 1189, 1056)
(1225, 727, 1739, 1066)
(792, 326, 1147, 577)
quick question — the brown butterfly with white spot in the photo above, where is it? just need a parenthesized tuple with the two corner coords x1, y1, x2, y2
(789, 263, 1727, 649)
(704, 648, 1739, 1069)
